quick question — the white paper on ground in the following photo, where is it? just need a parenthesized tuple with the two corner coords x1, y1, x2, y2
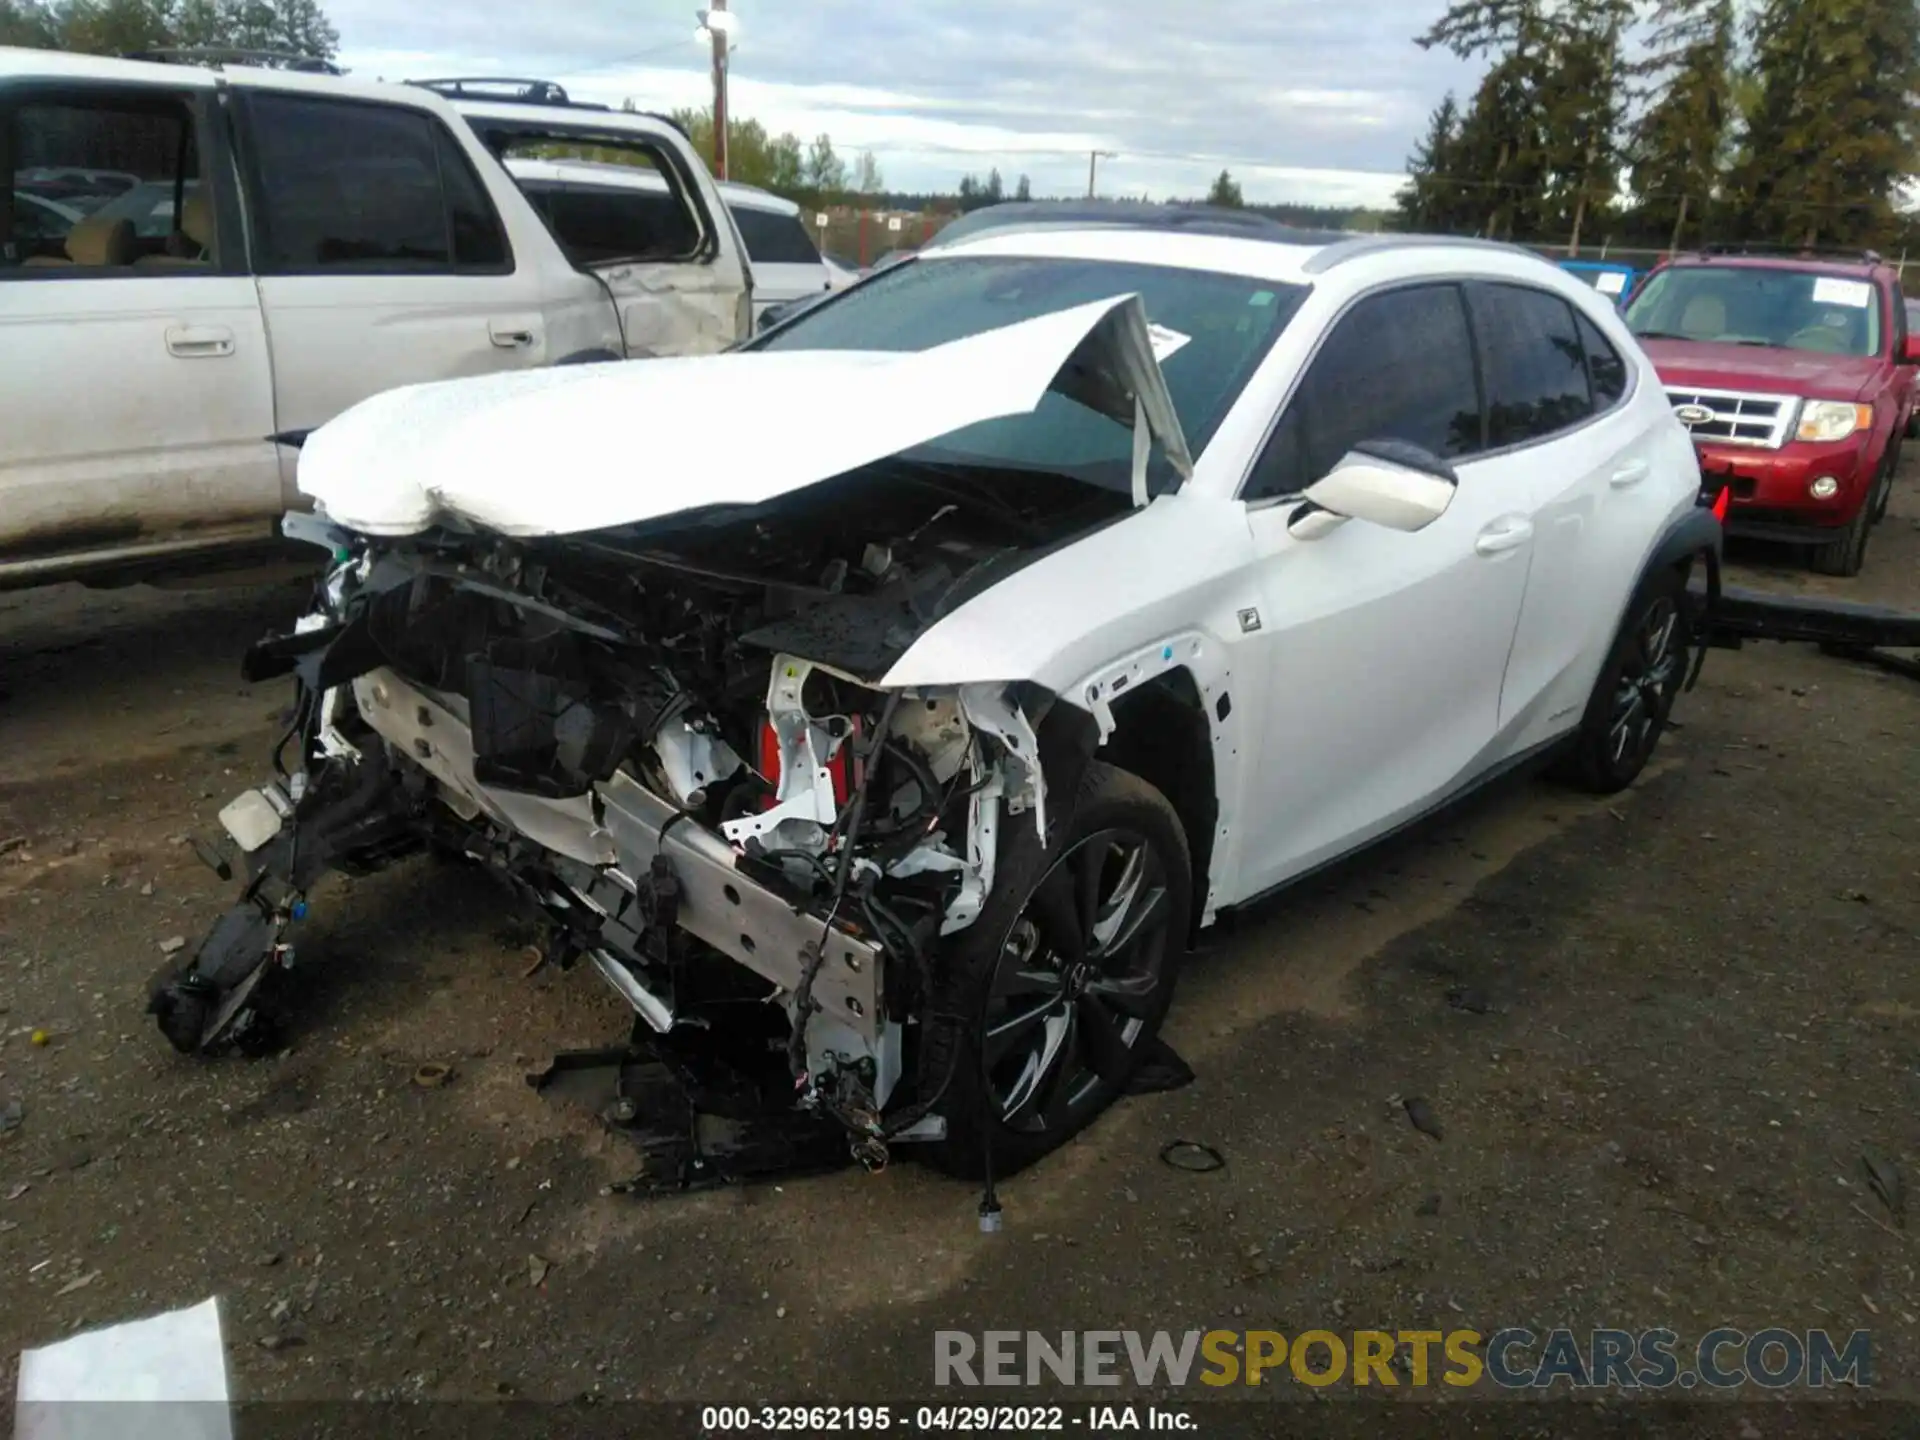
(1811, 276, 1871, 309)
(15, 1298, 231, 1440)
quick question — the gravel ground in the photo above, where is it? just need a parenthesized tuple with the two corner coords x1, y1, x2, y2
(1, 475, 1917, 1435)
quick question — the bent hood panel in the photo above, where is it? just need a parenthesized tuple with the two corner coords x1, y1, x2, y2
(298, 295, 1193, 538)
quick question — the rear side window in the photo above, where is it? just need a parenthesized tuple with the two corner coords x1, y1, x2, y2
(6, 90, 216, 274)
(542, 185, 697, 265)
(244, 94, 509, 273)
(732, 207, 820, 265)
(1575, 313, 1629, 408)
(1244, 283, 1482, 501)
(493, 137, 706, 265)
(1467, 284, 1593, 447)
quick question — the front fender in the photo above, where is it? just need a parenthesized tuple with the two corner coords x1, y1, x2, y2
(1642, 502, 1723, 692)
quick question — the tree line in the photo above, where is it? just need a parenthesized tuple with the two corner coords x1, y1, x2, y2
(1397, 0, 1920, 252)
(665, 108, 885, 206)
(0, 0, 337, 61)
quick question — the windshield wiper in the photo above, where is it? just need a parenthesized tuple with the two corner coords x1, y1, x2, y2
(876, 459, 1050, 541)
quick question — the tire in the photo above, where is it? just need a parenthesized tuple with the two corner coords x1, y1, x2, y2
(1810, 461, 1887, 576)
(1553, 567, 1688, 795)
(1872, 442, 1898, 525)
(919, 761, 1191, 1180)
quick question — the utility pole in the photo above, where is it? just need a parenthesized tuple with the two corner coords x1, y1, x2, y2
(708, 0, 730, 180)
(1087, 149, 1116, 198)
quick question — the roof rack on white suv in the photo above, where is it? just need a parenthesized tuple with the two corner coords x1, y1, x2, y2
(410, 77, 604, 109)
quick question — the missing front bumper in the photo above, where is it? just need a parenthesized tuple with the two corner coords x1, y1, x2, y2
(354, 667, 885, 1040)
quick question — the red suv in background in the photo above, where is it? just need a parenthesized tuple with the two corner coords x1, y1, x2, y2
(1624, 248, 1918, 575)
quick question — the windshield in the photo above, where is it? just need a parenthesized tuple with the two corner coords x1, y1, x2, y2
(1626, 265, 1882, 357)
(754, 254, 1307, 493)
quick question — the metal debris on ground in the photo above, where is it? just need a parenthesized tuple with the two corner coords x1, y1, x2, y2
(1862, 1146, 1906, 1225)
(54, 1271, 100, 1297)
(1, 1098, 23, 1133)
(530, 1012, 856, 1197)
(1159, 1140, 1225, 1174)
(1445, 985, 1492, 1015)
(1404, 1096, 1445, 1141)
(527, 1254, 552, 1287)
(411, 1063, 453, 1089)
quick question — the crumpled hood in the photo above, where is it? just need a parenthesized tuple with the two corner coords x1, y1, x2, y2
(299, 295, 1193, 538)
(1641, 338, 1884, 401)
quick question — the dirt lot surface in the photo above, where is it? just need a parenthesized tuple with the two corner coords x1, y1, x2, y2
(2, 477, 1918, 1435)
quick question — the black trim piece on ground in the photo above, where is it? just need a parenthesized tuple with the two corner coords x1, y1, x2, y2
(1707, 586, 1920, 649)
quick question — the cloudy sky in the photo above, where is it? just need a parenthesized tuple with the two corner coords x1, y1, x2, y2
(333, 0, 1482, 207)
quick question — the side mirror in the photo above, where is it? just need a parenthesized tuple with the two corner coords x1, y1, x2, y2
(1289, 441, 1458, 540)
(1901, 333, 1920, 364)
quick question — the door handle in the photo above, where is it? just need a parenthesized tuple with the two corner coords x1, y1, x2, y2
(165, 324, 233, 358)
(489, 322, 536, 349)
(1609, 460, 1651, 489)
(1475, 517, 1534, 556)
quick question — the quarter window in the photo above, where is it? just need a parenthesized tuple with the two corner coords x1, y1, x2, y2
(1468, 283, 1593, 447)
(732, 207, 821, 266)
(495, 138, 704, 264)
(245, 94, 509, 273)
(1243, 283, 1482, 501)
(1575, 313, 1629, 409)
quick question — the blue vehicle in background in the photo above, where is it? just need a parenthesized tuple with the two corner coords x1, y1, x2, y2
(1558, 258, 1640, 307)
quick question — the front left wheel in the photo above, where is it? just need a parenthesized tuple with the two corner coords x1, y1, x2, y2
(920, 762, 1191, 1179)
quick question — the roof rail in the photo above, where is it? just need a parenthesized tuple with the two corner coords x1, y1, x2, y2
(1699, 242, 1884, 265)
(924, 200, 1352, 253)
(126, 46, 342, 74)
(409, 77, 608, 110)
(1301, 231, 1563, 275)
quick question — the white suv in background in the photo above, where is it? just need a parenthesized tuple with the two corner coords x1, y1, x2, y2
(722, 181, 854, 324)
(505, 156, 851, 329)
(0, 55, 750, 590)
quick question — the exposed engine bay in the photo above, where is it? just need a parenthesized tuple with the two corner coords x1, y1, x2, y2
(149, 459, 1131, 1180)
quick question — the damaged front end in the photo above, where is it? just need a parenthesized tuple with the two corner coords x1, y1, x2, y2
(152, 485, 1075, 1175)
(153, 292, 1202, 1183)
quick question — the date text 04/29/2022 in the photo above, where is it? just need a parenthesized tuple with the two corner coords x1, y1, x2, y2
(699, 1405, 1193, 1432)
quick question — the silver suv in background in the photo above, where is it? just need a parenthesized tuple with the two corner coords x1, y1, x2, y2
(505, 157, 851, 329)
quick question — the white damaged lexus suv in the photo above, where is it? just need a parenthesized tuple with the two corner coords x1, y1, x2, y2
(152, 207, 1722, 1183)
